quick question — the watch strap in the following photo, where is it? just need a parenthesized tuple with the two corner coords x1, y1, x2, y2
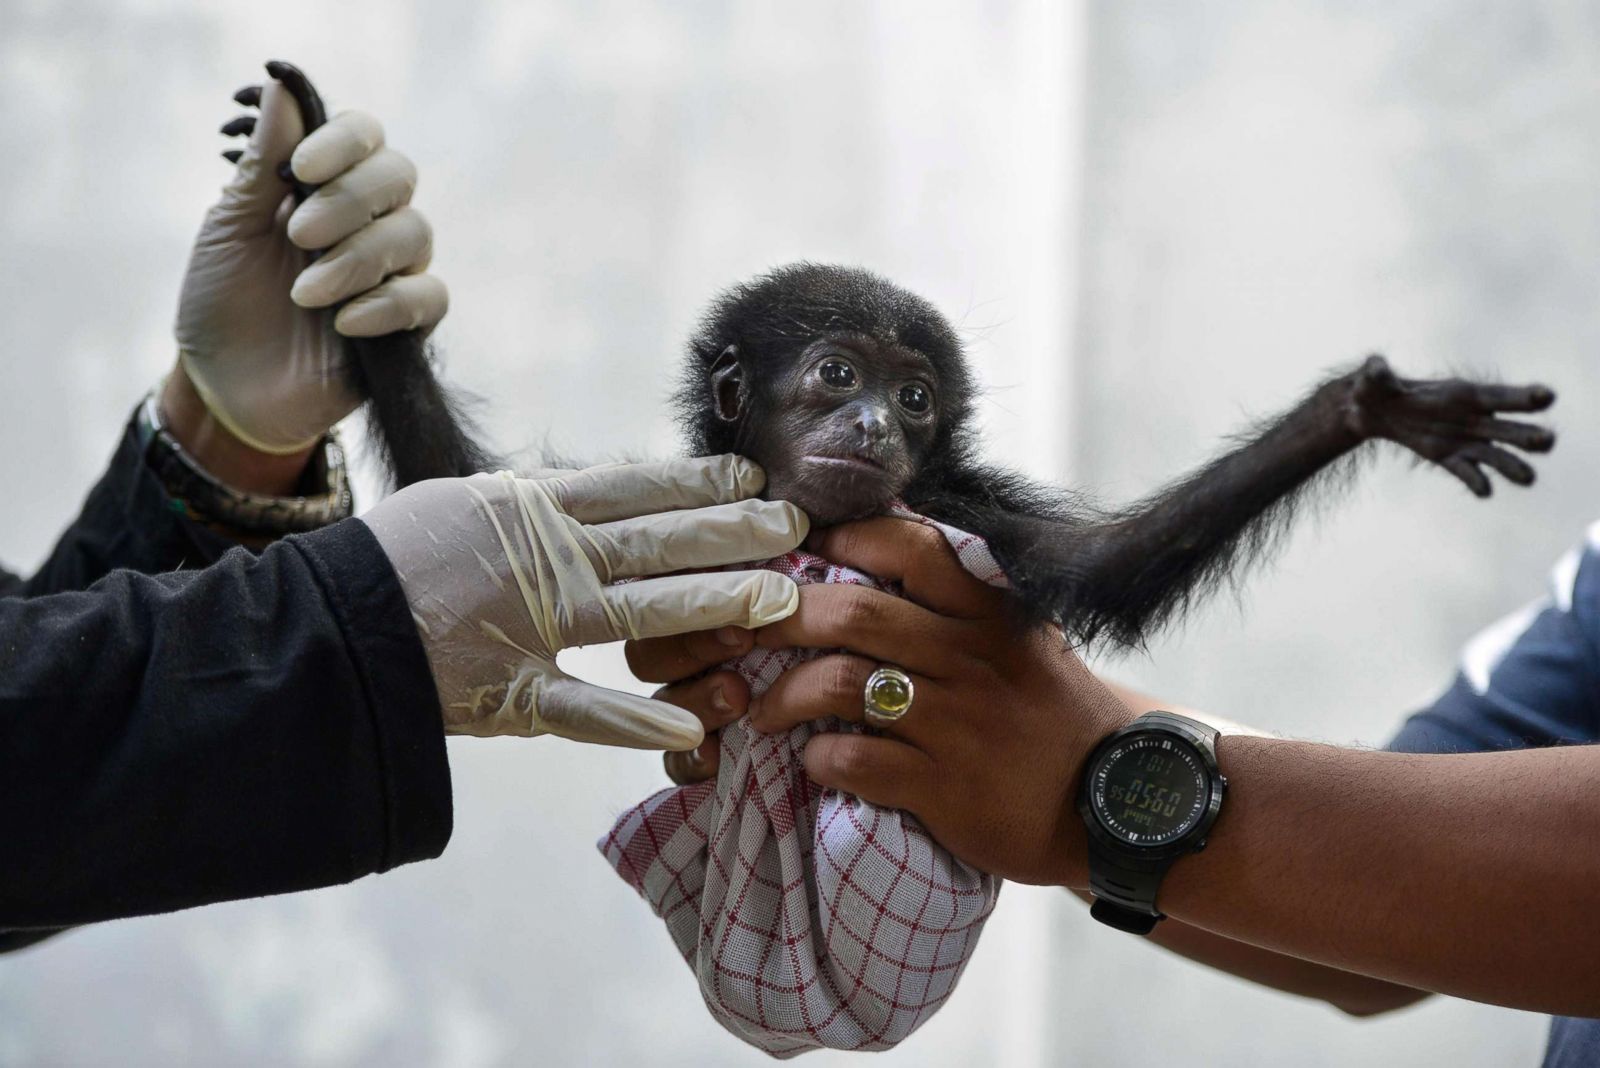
(1080, 711, 1224, 936)
(1139, 709, 1221, 744)
(1090, 898, 1161, 936)
(1086, 843, 1174, 932)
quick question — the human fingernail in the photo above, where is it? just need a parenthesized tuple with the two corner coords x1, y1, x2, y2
(716, 626, 745, 647)
(711, 685, 734, 717)
(664, 749, 700, 786)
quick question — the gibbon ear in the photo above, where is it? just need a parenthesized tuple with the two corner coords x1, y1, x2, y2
(709, 345, 745, 422)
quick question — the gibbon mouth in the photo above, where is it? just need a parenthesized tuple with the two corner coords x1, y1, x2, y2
(802, 453, 885, 472)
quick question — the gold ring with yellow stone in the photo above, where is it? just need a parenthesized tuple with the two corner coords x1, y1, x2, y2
(863, 666, 915, 728)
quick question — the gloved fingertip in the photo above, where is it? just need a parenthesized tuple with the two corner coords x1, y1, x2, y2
(780, 501, 810, 541)
(655, 714, 706, 752)
(284, 227, 318, 254)
(334, 300, 397, 338)
(331, 305, 364, 337)
(730, 456, 767, 497)
(747, 573, 801, 627)
(288, 275, 326, 309)
(288, 139, 319, 184)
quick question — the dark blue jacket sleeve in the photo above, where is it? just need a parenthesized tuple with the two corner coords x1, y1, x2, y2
(1389, 529, 1600, 754)
(0, 517, 452, 929)
(0, 413, 238, 599)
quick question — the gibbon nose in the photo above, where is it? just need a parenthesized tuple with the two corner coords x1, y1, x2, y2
(852, 403, 892, 445)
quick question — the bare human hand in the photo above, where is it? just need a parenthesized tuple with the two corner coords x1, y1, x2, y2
(625, 625, 755, 783)
(626, 516, 1134, 885)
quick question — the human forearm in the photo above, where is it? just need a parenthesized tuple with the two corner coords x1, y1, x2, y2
(1154, 737, 1600, 1016)
(1065, 887, 1427, 1016)
(1091, 683, 1427, 1016)
(17, 406, 245, 597)
(0, 520, 451, 927)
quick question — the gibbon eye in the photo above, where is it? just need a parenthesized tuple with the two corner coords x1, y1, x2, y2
(898, 382, 932, 414)
(818, 358, 858, 389)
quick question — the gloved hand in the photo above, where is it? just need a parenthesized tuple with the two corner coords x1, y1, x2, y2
(361, 456, 809, 749)
(175, 78, 448, 454)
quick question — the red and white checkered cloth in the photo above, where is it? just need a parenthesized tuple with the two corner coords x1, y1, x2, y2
(599, 510, 1004, 1057)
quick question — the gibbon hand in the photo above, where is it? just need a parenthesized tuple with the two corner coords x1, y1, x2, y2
(175, 78, 448, 455)
(362, 457, 808, 749)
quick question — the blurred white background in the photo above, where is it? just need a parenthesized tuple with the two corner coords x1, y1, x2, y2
(0, 1, 1595, 1065)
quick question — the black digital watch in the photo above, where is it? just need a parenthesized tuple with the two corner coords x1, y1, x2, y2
(1076, 711, 1227, 935)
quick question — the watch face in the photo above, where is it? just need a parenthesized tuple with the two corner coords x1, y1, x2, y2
(1088, 733, 1211, 847)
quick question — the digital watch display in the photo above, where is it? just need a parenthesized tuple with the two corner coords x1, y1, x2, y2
(1077, 711, 1227, 935)
(1088, 733, 1211, 846)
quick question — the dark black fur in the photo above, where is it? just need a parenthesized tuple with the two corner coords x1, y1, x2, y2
(344, 331, 498, 485)
(267, 60, 498, 488)
(677, 262, 1556, 649)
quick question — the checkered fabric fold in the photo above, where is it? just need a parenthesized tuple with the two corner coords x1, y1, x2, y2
(599, 512, 1004, 1057)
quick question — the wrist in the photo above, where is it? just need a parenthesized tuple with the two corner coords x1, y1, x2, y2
(141, 378, 353, 540)
(160, 362, 316, 496)
(1319, 373, 1372, 452)
(1053, 677, 1139, 891)
(1072, 709, 1227, 929)
(1054, 828, 1094, 891)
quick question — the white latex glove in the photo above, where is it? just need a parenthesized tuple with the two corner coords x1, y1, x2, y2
(176, 79, 449, 454)
(361, 456, 808, 749)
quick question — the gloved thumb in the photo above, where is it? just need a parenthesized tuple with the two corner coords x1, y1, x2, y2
(218, 79, 306, 224)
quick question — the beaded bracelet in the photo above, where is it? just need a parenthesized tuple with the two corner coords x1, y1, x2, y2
(135, 389, 353, 537)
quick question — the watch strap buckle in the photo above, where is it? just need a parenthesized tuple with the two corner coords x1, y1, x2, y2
(1089, 897, 1163, 935)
